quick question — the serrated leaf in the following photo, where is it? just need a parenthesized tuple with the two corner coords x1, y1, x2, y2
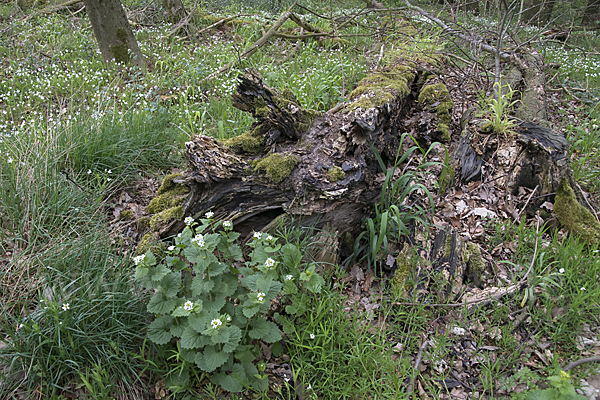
(222, 325, 242, 353)
(242, 302, 261, 319)
(201, 345, 230, 373)
(169, 317, 188, 338)
(180, 347, 198, 364)
(203, 296, 226, 314)
(234, 345, 256, 362)
(242, 274, 259, 291)
(147, 315, 173, 345)
(150, 264, 171, 282)
(188, 312, 211, 332)
(144, 250, 157, 266)
(147, 291, 177, 314)
(267, 281, 283, 298)
(210, 326, 230, 345)
(249, 319, 281, 343)
(208, 261, 229, 277)
(181, 326, 209, 349)
(211, 363, 246, 393)
(303, 272, 325, 294)
(160, 272, 181, 297)
(191, 276, 214, 297)
(221, 273, 239, 297)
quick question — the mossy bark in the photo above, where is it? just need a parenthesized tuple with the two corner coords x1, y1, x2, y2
(82, 0, 147, 70)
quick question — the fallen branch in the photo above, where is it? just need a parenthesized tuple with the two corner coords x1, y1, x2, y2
(563, 356, 600, 372)
(195, 14, 252, 37)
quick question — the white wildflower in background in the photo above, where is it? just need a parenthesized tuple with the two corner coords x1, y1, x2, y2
(581, 287, 587, 291)
(223, 220, 232, 229)
(285, 275, 293, 281)
(253, 232, 262, 240)
(87, 169, 91, 174)
(183, 300, 194, 311)
(257, 292, 265, 302)
(310, 333, 315, 339)
(264, 258, 275, 268)
(307, 384, 312, 390)
(62, 303, 70, 311)
(191, 234, 205, 247)
(266, 235, 274, 242)
(211, 318, 222, 329)
(167, 245, 175, 251)
(559, 268, 565, 274)
(184, 216, 194, 226)
(226, 315, 231, 322)
(133, 254, 145, 265)
(205, 211, 214, 219)
(7, 157, 13, 164)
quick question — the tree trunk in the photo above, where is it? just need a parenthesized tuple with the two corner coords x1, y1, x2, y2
(82, 0, 147, 70)
(163, 0, 196, 36)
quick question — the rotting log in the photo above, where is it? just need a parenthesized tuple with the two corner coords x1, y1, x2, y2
(158, 66, 446, 247)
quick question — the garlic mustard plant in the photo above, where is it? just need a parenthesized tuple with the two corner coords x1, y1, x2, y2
(134, 216, 324, 393)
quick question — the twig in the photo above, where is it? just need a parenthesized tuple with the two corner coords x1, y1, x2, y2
(194, 14, 252, 37)
(514, 184, 538, 224)
(563, 356, 600, 372)
(407, 338, 429, 398)
(60, 170, 94, 196)
(207, 2, 297, 78)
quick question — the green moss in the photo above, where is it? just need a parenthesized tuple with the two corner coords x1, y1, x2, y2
(463, 242, 485, 286)
(252, 153, 300, 183)
(554, 178, 600, 245)
(222, 130, 263, 154)
(136, 216, 151, 231)
(418, 82, 453, 142)
(157, 173, 183, 195)
(136, 232, 166, 258)
(327, 166, 345, 182)
(345, 66, 414, 112)
(150, 206, 183, 231)
(120, 209, 134, 220)
(147, 185, 189, 214)
(390, 252, 412, 298)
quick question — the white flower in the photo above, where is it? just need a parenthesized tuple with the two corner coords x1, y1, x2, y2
(106, 177, 112, 181)
(266, 235, 274, 242)
(265, 258, 275, 268)
(223, 220, 232, 228)
(62, 303, 70, 311)
(253, 232, 262, 240)
(310, 333, 315, 339)
(168, 245, 175, 251)
(205, 211, 214, 219)
(581, 287, 587, 291)
(211, 318, 222, 329)
(226, 315, 231, 322)
(191, 234, 205, 247)
(183, 300, 194, 311)
(307, 384, 311, 390)
(184, 216, 194, 226)
(257, 292, 265, 302)
(177, 233, 181, 237)
(559, 268, 565, 274)
(284, 377, 290, 382)
(285, 275, 293, 281)
(107, 169, 112, 174)
(7, 157, 13, 164)
(133, 254, 145, 265)
(87, 169, 91, 174)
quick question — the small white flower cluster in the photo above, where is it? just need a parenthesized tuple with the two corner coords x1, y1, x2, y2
(168, 245, 175, 251)
(133, 254, 145, 266)
(191, 234, 205, 247)
(266, 235, 274, 242)
(223, 220, 232, 229)
(257, 292, 265, 302)
(62, 303, 70, 311)
(211, 318, 222, 329)
(184, 216, 194, 226)
(309, 333, 315, 339)
(264, 258, 275, 269)
(183, 300, 194, 311)
(285, 275, 293, 281)
(205, 211, 214, 219)
(226, 315, 231, 322)
(253, 232, 262, 240)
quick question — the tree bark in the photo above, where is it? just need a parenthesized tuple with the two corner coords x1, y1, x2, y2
(82, 0, 147, 70)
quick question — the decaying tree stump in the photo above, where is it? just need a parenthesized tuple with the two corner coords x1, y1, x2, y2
(142, 59, 598, 301)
